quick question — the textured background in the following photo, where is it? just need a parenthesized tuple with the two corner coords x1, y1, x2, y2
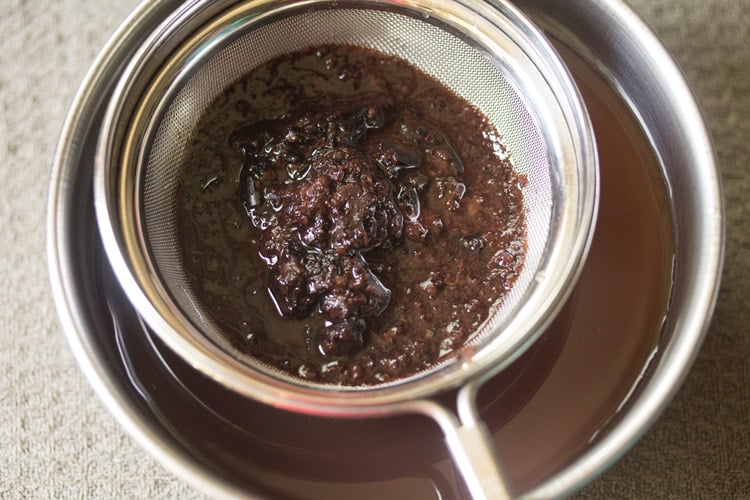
(1, 0, 747, 498)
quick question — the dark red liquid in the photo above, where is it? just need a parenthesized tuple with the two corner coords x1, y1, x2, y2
(104, 41, 674, 498)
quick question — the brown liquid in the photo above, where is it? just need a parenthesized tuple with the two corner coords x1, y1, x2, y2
(101, 41, 674, 497)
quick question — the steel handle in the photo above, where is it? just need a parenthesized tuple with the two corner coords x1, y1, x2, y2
(413, 379, 513, 499)
(443, 417, 512, 499)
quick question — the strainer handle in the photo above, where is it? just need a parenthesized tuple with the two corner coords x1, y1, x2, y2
(443, 420, 512, 499)
(417, 380, 513, 499)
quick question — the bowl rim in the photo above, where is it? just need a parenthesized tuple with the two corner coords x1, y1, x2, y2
(47, 0, 723, 497)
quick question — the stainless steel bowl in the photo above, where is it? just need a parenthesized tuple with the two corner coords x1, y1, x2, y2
(47, 0, 723, 497)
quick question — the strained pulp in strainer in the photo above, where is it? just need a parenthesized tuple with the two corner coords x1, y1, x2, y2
(100, 0, 597, 408)
(177, 45, 527, 386)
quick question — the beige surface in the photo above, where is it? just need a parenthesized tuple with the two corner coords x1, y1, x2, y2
(1, 0, 747, 498)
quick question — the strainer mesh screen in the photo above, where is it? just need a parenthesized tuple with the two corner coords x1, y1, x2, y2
(141, 7, 551, 383)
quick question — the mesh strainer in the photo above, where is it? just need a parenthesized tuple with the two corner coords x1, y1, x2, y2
(95, 0, 598, 497)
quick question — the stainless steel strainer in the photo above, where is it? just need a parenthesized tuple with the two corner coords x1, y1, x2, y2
(94, 0, 598, 497)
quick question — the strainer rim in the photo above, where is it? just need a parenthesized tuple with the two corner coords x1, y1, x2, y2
(94, 0, 599, 415)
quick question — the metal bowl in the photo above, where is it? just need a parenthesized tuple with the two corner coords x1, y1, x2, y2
(47, 0, 723, 497)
